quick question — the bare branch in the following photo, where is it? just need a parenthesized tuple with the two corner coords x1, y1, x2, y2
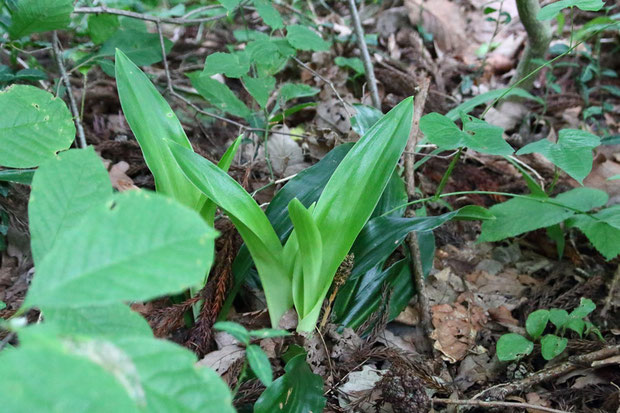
(73, 6, 228, 25)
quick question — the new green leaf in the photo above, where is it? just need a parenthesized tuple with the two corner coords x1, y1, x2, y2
(496, 333, 534, 361)
(0, 85, 75, 168)
(526, 309, 549, 340)
(540, 334, 568, 360)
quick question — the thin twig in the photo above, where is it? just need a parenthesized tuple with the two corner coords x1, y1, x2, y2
(601, 264, 620, 319)
(52, 31, 87, 149)
(347, 0, 381, 109)
(73, 6, 228, 25)
(479, 344, 620, 400)
(433, 398, 571, 413)
(156, 21, 174, 94)
(292, 56, 352, 117)
(403, 78, 432, 343)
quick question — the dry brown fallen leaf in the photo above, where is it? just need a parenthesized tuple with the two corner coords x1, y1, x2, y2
(430, 292, 488, 363)
(405, 0, 467, 54)
(108, 161, 139, 192)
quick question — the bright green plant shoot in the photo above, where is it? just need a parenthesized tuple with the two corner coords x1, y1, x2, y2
(496, 298, 602, 361)
(169, 98, 414, 331)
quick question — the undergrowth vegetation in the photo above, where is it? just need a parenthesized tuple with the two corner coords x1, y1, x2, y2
(0, 0, 619, 412)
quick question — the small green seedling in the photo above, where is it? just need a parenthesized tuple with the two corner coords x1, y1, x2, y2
(496, 298, 603, 361)
(214, 321, 290, 387)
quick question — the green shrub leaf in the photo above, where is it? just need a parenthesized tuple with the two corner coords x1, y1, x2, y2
(286, 25, 330, 51)
(253, 0, 283, 29)
(246, 344, 273, 386)
(243, 75, 276, 108)
(255, 355, 325, 413)
(540, 334, 568, 360)
(538, 0, 605, 21)
(549, 309, 569, 329)
(517, 129, 600, 184)
(203, 52, 250, 78)
(87, 14, 120, 44)
(496, 333, 534, 361)
(8, 0, 73, 39)
(526, 309, 550, 340)
(351, 104, 383, 136)
(29, 147, 113, 265)
(189, 72, 252, 119)
(335, 56, 365, 75)
(213, 321, 250, 345)
(566, 206, 620, 260)
(101, 30, 172, 71)
(24, 190, 217, 309)
(0, 85, 75, 168)
(570, 297, 596, 319)
(445, 88, 543, 120)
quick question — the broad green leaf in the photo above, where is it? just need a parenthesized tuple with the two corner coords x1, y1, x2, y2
(189, 72, 252, 119)
(453, 205, 495, 221)
(24, 190, 217, 309)
(479, 188, 608, 242)
(351, 104, 383, 136)
(8, 0, 73, 39)
(218, 0, 241, 12)
(29, 147, 113, 265)
(224, 144, 353, 320)
(526, 309, 549, 340)
(566, 317, 586, 337)
(112, 336, 235, 413)
(538, 0, 605, 21)
(609, 174, 620, 180)
(371, 170, 407, 218)
(298, 97, 413, 331)
(335, 260, 412, 329)
(570, 297, 596, 319)
(44, 304, 153, 338)
(286, 24, 330, 51)
(254, 355, 326, 413)
(0, 300, 5, 310)
(88, 14, 120, 44)
(243, 75, 276, 108)
(288, 199, 323, 331)
(446, 88, 544, 121)
(549, 309, 569, 329)
(540, 334, 568, 360)
(517, 129, 600, 184)
(0, 169, 35, 184)
(168, 143, 291, 327)
(253, 0, 283, 29)
(335, 56, 365, 75)
(0, 335, 140, 413)
(101, 30, 172, 69)
(566, 205, 620, 260)
(420, 113, 513, 155)
(246, 344, 273, 386)
(546, 224, 566, 258)
(115, 50, 202, 210)
(496, 333, 534, 361)
(0, 85, 75, 168)
(213, 321, 250, 345)
(203, 52, 250, 78)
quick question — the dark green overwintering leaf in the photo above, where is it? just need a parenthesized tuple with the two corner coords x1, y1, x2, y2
(28, 148, 113, 265)
(254, 355, 325, 413)
(0, 85, 75, 168)
(351, 104, 383, 136)
(189, 72, 252, 119)
(517, 129, 600, 184)
(566, 205, 620, 260)
(538, 0, 604, 21)
(24, 190, 218, 309)
(0, 169, 35, 184)
(246, 344, 273, 386)
(286, 24, 330, 51)
(8, 0, 73, 39)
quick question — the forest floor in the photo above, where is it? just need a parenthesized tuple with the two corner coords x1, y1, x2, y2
(1, 1, 620, 412)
